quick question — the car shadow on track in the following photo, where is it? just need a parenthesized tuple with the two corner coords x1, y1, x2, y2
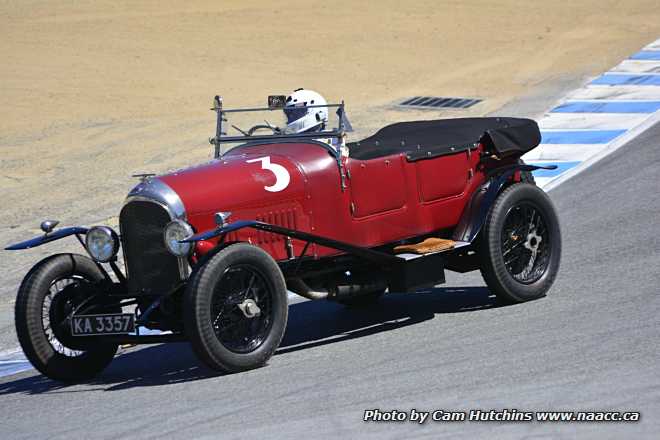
(0, 286, 509, 395)
(277, 286, 503, 355)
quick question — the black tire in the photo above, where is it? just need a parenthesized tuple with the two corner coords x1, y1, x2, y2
(185, 243, 288, 373)
(479, 183, 561, 303)
(15, 254, 118, 382)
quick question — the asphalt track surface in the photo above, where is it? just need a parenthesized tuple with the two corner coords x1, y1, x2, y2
(1, 124, 659, 439)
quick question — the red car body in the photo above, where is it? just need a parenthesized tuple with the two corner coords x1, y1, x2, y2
(161, 140, 485, 262)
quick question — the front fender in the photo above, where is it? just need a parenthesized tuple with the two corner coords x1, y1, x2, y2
(5, 227, 88, 250)
(452, 164, 556, 243)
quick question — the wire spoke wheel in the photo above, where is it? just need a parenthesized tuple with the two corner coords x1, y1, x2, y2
(43, 276, 87, 357)
(479, 183, 561, 303)
(15, 253, 119, 382)
(210, 264, 273, 353)
(501, 203, 551, 284)
(185, 243, 288, 373)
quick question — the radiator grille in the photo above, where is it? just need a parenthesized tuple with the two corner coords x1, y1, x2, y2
(119, 201, 183, 295)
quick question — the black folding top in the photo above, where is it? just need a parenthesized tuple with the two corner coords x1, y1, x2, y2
(347, 117, 541, 161)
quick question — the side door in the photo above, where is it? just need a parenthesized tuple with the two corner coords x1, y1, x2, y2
(346, 155, 407, 218)
(414, 150, 471, 203)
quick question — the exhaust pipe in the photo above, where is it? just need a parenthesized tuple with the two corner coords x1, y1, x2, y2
(287, 278, 387, 301)
(287, 278, 330, 300)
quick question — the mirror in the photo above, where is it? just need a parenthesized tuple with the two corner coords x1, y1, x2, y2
(268, 95, 287, 109)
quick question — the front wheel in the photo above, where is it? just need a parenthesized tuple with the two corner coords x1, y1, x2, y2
(479, 183, 561, 303)
(15, 254, 119, 382)
(185, 243, 288, 373)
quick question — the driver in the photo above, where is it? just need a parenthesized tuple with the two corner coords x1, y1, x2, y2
(283, 88, 329, 134)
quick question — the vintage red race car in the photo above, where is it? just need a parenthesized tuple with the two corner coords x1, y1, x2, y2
(6, 95, 561, 381)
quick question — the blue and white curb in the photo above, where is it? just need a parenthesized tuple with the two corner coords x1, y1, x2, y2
(524, 37, 660, 190)
(0, 348, 33, 378)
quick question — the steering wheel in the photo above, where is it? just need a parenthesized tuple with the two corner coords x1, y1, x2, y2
(247, 124, 281, 136)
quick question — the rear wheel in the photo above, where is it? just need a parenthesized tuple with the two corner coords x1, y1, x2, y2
(479, 184, 561, 303)
(185, 243, 288, 373)
(15, 254, 118, 382)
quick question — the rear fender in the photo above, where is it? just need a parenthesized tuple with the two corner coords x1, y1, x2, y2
(451, 164, 555, 243)
(5, 227, 88, 250)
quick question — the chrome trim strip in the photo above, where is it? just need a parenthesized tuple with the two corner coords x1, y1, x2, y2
(121, 177, 190, 281)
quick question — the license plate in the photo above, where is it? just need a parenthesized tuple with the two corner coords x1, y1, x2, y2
(71, 313, 135, 336)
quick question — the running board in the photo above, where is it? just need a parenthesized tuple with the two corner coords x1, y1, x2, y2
(389, 241, 470, 292)
(394, 237, 456, 254)
(384, 242, 461, 292)
(395, 241, 470, 261)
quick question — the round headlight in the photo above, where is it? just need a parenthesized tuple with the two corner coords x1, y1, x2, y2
(163, 220, 194, 257)
(85, 226, 120, 263)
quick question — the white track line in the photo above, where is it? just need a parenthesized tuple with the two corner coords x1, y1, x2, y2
(611, 60, 660, 74)
(0, 349, 33, 377)
(568, 86, 660, 101)
(523, 144, 607, 162)
(643, 40, 660, 50)
(539, 113, 650, 130)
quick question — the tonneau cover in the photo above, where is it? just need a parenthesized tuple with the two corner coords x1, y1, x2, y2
(347, 117, 541, 161)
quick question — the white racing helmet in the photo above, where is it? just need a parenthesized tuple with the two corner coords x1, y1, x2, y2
(284, 88, 328, 133)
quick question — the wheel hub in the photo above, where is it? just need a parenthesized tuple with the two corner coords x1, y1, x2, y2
(524, 230, 542, 252)
(210, 264, 273, 353)
(237, 298, 261, 318)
